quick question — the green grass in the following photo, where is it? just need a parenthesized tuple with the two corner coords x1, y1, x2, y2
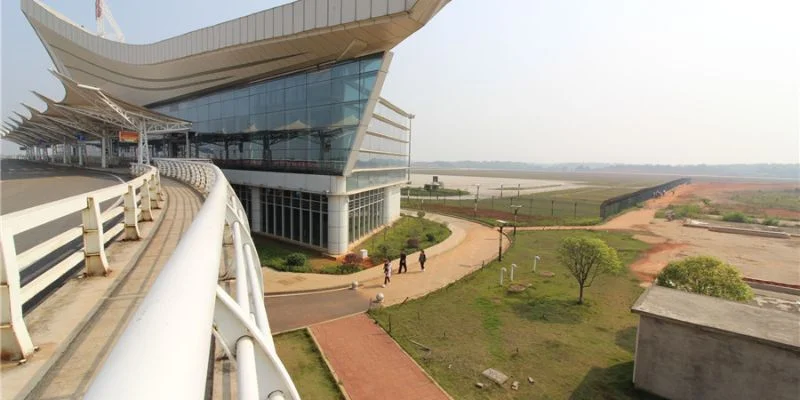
(403, 186, 470, 197)
(253, 236, 338, 273)
(254, 216, 451, 273)
(401, 187, 635, 227)
(370, 230, 657, 400)
(363, 215, 451, 260)
(274, 330, 344, 400)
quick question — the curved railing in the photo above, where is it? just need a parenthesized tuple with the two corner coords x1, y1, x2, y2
(0, 163, 161, 361)
(85, 159, 299, 400)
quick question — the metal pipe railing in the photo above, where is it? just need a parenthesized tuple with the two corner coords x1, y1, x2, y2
(85, 159, 299, 400)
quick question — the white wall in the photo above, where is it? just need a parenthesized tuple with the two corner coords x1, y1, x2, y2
(222, 168, 346, 195)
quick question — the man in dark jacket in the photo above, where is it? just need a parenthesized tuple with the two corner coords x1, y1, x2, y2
(398, 251, 407, 273)
(419, 249, 427, 271)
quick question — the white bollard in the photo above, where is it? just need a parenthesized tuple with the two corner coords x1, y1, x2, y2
(533, 255, 540, 272)
(510, 264, 516, 281)
(500, 267, 507, 285)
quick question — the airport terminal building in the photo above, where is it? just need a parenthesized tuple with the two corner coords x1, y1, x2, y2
(15, 0, 449, 255)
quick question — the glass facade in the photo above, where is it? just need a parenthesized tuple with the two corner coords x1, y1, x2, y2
(151, 54, 384, 175)
(260, 188, 329, 248)
(348, 188, 385, 243)
(346, 169, 407, 192)
(350, 98, 410, 187)
(231, 184, 253, 227)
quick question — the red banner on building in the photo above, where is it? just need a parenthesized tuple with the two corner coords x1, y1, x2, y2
(119, 130, 139, 143)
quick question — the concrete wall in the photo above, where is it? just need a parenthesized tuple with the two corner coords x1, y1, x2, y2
(634, 316, 800, 400)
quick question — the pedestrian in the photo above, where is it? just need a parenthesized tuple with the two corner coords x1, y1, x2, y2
(382, 259, 391, 287)
(419, 249, 427, 271)
(398, 250, 407, 273)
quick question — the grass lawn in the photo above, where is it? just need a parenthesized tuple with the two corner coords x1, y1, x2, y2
(253, 216, 450, 273)
(401, 187, 636, 227)
(370, 230, 658, 399)
(362, 215, 451, 260)
(403, 186, 470, 197)
(252, 235, 339, 273)
(274, 330, 344, 400)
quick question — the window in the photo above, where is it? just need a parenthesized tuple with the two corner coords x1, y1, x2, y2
(348, 188, 385, 243)
(259, 189, 328, 248)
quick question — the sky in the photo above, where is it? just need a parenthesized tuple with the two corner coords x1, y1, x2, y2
(2, 0, 798, 164)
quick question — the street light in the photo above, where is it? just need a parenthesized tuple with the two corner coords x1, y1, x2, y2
(471, 184, 481, 217)
(496, 220, 508, 261)
(510, 205, 523, 237)
(533, 255, 540, 272)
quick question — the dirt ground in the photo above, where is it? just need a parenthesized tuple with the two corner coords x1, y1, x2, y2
(673, 181, 800, 219)
(578, 184, 800, 285)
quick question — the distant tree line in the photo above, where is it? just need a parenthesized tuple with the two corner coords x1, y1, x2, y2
(412, 161, 799, 179)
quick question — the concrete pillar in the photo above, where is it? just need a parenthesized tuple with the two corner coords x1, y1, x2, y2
(250, 187, 262, 232)
(82, 197, 110, 276)
(383, 185, 401, 225)
(78, 143, 84, 166)
(327, 194, 349, 255)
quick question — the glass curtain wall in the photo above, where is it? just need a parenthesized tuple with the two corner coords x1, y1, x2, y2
(260, 188, 328, 248)
(150, 54, 384, 175)
(348, 188, 385, 243)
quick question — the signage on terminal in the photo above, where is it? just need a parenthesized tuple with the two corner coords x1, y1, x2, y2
(119, 130, 139, 143)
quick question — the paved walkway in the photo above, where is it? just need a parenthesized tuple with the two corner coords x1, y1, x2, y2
(310, 314, 450, 400)
(264, 212, 509, 306)
(1, 181, 201, 400)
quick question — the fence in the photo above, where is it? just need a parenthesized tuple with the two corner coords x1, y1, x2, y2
(599, 178, 691, 218)
(0, 163, 160, 361)
(402, 194, 601, 223)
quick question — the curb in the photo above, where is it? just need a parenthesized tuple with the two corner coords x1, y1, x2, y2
(15, 187, 171, 400)
(264, 283, 356, 297)
(306, 327, 353, 400)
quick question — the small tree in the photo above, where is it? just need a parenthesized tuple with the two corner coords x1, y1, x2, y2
(656, 256, 754, 301)
(557, 237, 622, 304)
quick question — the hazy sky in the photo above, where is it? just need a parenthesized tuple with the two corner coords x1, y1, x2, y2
(2, 0, 798, 164)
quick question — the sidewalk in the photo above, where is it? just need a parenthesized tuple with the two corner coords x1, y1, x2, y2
(310, 314, 451, 400)
(264, 212, 509, 306)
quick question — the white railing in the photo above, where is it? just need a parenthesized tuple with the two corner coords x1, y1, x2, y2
(0, 163, 161, 361)
(85, 159, 300, 400)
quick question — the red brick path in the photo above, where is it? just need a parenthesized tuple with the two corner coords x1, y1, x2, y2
(310, 314, 450, 400)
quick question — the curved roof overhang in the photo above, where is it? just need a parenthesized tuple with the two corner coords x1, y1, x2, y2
(21, 0, 450, 106)
(2, 70, 190, 147)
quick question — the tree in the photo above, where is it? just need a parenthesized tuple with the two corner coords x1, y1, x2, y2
(557, 237, 622, 304)
(656, 256, 754, 301)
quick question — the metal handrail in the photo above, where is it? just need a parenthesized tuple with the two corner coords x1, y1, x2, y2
(85, 159, 299, 400)
(0, 163, 160, 361)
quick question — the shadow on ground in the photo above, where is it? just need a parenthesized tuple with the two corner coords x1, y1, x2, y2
(511, 296, 590, 324)
(569, 361, 664, 400)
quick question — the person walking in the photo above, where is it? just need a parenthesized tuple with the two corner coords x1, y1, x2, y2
(419, 249, 427, 271)
(382, 259, 392, 287)
(398, 251, 408, 274)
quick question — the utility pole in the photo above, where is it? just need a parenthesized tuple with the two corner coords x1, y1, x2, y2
(498, 225, 504, 261)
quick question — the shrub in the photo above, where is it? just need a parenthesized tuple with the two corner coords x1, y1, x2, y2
(762, 217, 780, 227)
(285, 252, 307, 267)
(282, 263, 310, 273)
(656, 256, 753, 301)
(425, 233, 436, 242)
(407, 238, 420, 249)
(417, 210, 426, 218)
(343, 252, 361, 265)
(722, 212, 750, 223)
(335, 264, 362, 274)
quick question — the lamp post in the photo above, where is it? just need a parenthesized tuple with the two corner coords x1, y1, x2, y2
(510, 205, 522, 237)
(471, 184, 481, 217)
(533, 255, 540, 272)
(496, 220, 508, 261)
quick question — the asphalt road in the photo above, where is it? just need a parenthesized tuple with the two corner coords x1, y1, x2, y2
(265, 289, 373, 333)
(1, 159, 125, 252)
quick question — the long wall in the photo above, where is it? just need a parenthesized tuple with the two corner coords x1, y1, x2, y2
(634, 315, 800, 400)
